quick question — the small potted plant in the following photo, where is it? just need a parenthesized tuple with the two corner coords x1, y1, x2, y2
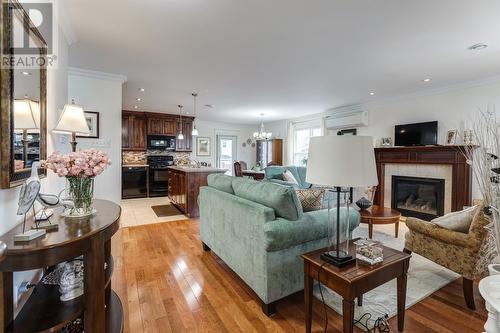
(42, 149, 111, 218)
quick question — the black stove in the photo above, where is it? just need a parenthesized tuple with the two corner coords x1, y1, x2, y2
(148, 155, 174, 197)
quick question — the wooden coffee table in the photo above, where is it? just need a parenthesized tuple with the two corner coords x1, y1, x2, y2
(302, 240, 411, 333)
(360, 205, 402, 239)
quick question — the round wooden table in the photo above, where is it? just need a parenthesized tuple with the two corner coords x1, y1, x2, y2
(359, 205, 402, 239)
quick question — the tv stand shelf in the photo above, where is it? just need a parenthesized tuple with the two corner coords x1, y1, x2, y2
(0, 200, 123, 333)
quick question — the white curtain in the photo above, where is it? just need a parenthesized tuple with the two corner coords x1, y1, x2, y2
(285, 120, 295, 165)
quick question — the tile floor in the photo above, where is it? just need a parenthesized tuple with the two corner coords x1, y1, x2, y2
(119, 197, 188, 228)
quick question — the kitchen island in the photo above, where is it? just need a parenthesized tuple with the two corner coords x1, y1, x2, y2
(167, 166, 227, 217)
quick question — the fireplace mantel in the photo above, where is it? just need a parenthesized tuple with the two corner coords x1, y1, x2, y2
(373, 145, 475, 213)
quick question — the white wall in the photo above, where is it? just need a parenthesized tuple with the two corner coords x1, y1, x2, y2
(356, 80, 500, 146)
(191, 120, 258, 168)
(68, 69, 126, 204)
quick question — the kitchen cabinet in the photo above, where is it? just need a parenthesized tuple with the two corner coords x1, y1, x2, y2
(122, 111, 146, 150)
(122, 111, 194, 151)
(176, 119, 193, 152)
(167, 166, 226, 217)
(256, 139, 283, 166)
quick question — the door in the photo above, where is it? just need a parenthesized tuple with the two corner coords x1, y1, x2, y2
(122, 115, 130, 149)
(131, 115, 146, 150)
(216, 135, 237, 175)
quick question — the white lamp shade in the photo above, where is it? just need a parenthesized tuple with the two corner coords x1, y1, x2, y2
(14, 99, 39, 130)
(192, 127, 199, 136)
(305, 135, 378, 187)
(53, 103, 90, 135)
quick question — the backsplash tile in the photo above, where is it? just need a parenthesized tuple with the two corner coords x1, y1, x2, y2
(122, 151, 147, 165)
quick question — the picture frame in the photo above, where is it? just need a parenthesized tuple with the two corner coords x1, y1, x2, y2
(445, 129, 458, 145)
(381, 137, 392, 146)
(77, 111, 99, 138)
(337, 128, 357, 136)
(196, 137, 211, 156)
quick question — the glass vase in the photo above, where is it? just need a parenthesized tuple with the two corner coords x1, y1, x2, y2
(65, 176, 95, 218)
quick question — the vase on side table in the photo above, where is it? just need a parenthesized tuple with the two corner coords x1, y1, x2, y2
(64, 176, 95, 218)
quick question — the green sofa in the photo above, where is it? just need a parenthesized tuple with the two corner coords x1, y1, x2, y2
(199, 174, 360, 315)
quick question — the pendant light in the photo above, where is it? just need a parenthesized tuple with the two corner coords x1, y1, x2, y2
(191, 92, 199, 136)
(177, 104, 184, 140)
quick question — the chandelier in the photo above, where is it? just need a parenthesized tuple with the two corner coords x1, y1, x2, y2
(253, 113, 272, 140)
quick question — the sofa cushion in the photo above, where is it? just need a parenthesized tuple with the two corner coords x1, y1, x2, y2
(295, 188, 325, 212)
(283, 170, 299, 184)
(232, 177, 303, 220)
(263, 208, 361, 251)
(431, 205, 479, 233)
(207, 173, 234, 194)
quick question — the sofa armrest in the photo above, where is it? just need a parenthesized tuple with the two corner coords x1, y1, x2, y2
(406, 217, 476, 248)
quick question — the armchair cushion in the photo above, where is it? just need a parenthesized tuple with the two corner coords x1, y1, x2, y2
(405, 217, 475, 248)
(431, 205, 479, 233)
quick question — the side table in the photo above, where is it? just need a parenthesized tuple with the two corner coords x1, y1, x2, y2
(360, 205, 402, 239)
(301, 240, 411, 333)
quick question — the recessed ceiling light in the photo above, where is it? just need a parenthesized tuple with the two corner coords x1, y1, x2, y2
(21, 71, 31, 76)
(204, 104, 214, 108)
(468, 43, 488, 51)
(423, 78, 431, 82)
(139, 88, 145, 92)
(369, 92, 375, 96)
(136, 98, 142, 101)
(133, 105, 138, 109)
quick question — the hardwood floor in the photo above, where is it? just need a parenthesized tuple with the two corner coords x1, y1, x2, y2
(111, 218, 487, 333)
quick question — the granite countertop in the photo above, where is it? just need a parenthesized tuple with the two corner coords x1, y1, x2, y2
(168, 166, 227, 173)
(122, 164, 149, 167)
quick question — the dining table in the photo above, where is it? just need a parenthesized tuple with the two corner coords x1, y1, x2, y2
(242, 170, 265, 180)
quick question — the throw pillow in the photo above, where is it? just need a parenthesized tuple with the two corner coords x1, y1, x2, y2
(431, 205, 479, 233)
(296, 188, 325, 212)
(283, 170, 299, 184)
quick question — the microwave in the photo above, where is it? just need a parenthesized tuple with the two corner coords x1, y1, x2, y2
(147, 135, 176, 150)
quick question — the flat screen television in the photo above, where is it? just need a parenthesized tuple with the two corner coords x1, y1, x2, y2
(394, 121, 438, 146)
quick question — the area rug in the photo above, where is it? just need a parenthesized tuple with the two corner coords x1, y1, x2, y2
(313, 223, 460, 331)
(151, 204, 184, 217)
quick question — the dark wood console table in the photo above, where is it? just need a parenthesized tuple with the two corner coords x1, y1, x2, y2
(0, 199, 122, 332)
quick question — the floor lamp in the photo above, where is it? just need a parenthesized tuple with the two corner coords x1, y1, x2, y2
(306, 135, 378, 267)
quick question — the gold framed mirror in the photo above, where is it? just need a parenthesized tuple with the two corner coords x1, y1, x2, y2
(0, 0, 47, 188)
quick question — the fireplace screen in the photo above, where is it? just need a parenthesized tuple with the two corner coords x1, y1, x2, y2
(391, 176, 445, 220)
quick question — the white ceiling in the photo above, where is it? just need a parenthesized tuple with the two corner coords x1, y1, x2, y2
(64, 0, 500, 124)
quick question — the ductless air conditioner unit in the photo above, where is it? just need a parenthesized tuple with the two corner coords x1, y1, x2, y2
(324, 104, 369, 129)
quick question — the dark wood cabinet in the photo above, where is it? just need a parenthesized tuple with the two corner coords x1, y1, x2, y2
(122, 111, 146, 151)
(122, 111, 194, 152)
(256, 139, 283, 166)
(176, 120, 193, 152)
(167, 167, 225, 217)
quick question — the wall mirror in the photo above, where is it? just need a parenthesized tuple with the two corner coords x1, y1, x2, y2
(1, 0, 47, 188)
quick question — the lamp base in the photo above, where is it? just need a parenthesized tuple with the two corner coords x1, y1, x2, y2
(320, 250, 356, 267)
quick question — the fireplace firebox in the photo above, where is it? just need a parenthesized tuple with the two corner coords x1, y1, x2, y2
(391, 175, 445, 221)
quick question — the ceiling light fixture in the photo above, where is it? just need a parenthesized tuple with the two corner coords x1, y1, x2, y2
(191, 93, 199, 136)
(21, 71, 32, 76)
(204, 104, 214, 108)
(177, 105, 184, 140)
(133, 105, 138, 109)
(369, 92, 375, 96)
(423, 78, 431, 82)
(468, 43, 488, 51)
(253, 113, 272, 140)
(139, 88, 145, 92)
(136, 98, 142, 101)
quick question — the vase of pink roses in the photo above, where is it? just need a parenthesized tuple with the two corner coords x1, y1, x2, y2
(43, 149, 111, 218)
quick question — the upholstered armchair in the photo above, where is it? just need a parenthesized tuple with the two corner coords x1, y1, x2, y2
(404, 206, 497, 310)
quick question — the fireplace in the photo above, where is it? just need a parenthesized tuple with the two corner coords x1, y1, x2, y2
(391, 175, 445, 220)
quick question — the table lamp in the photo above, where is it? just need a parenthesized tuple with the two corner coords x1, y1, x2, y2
(14, 98, 40, 166)
(52, 100, 90, 152)
(306, 135, 378, 266)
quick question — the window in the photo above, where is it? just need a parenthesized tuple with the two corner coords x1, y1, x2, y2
(293, 127, 321, 166)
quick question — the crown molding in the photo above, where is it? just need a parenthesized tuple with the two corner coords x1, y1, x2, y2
(364, 74, 500, 107)
(68, 67, 128, 84)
